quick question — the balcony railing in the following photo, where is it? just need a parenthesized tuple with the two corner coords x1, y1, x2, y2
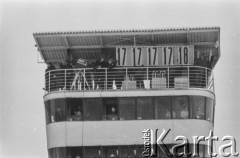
(44, 66, 214, 94)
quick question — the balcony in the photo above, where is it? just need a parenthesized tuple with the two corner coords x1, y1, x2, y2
(44, 66, 214, 94)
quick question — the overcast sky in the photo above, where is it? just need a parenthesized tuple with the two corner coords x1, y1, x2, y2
(0, 0, 239, 158)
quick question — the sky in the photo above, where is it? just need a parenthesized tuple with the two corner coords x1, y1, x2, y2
(0, 0, 239, 157)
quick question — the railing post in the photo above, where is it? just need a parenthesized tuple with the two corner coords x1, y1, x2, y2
(213, 71, 215, 93)
(147, 67, 148, 81)
(64, 69, 66, 91)
(105, 69, 107, 90)
(84, 69, 86, 90)
(126, 67, 128, 79)
(205, 68, 207, 88)
(187, 66, 189, 88)
(167, 67, 169, 88)
(48, 71, 50, 93)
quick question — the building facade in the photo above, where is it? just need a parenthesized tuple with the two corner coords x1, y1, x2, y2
(33, 27, 220, 158)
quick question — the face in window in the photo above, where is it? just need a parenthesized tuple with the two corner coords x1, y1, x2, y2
(111, 107, 116, 114)
(107, 106, 118, 120)
(195, 107, 204, 119)
(180, 103, 188, 119)
(172, 97, 189, 119)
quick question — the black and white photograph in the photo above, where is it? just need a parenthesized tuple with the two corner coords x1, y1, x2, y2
(0, 0, 239, 158)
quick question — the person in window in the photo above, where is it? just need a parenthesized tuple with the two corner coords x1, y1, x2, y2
(180, 105, 189, 119)
(165, 109, 171, 119)
(73, 110, 82, 121)
(55, 106, 64, 122)
(195, 107, 204, 119)
(107, 107, 118, 120)
(75, 154, 81, 158)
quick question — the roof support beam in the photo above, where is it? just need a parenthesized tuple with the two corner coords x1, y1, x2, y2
(63, 36, 70, 47)
(99, 36, 103, 46)
(39, 42, 216, 50)
(133, 35, 136, 46)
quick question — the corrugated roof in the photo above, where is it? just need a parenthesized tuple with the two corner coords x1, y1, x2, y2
(33, 26, 220, 35)
(33, 27, 220, 66)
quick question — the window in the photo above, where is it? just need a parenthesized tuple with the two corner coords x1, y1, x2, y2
(190, 96, 205, 119)
(67, 147, 82, 158)
(103, 98, 118, 120)
(67, 98, 83, 121)
(120, 146, 136, 157)
(157, 144, 172, 157)
(172, 96, 189, 119)
(119, 98, 136, 120)
(198, 145, 204, 158)
(206, 98, 214, 122)
(48, 147, 67, 158)
(49, 99, 66, 123)
(103, 146, 119, 158)
(204, 145, 210, 158)
(85, 147, 101, 158)
(45, 95, 212, 124)
(83, 98, 103, 121)
(154, 97, 171, 119)
(45, 101, 51, 124)
(172, 144, 190, 157)
(137, 97, 154, 120)
(135, 145, 144, 157)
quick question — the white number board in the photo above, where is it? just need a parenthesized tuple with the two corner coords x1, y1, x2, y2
(116, 45, 194, 66)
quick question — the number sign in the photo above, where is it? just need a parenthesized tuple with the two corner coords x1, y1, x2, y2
(116, 45, 194, 66)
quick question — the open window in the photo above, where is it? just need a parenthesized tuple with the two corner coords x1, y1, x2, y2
(103, 146, 119, 158)
(154, 96, 172, 119)
(85, 147, 101, 158)
(206, 98, 214, 122)
(190, 96, 205, 120)
(67, 98, 83, 121)
(83, 98, 103, 121)
(172, 96, 189, 119)
(67, 147, 83, 158)
(49, 99, 66, 123)
(103, 98, 119, 120)
(45, 101, 51, 124)
(137, 97, 154, 120)
(119, 98, 136, 120)
(120, 145, 136, 157)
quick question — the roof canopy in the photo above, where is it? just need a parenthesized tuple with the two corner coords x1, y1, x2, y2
(33, 27, 220, 65)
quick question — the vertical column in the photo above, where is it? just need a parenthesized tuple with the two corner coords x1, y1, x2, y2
(84, 69, 86, 90)
(167, 67, 169, 88)
(105, 69, 107, 90)
(64, 69, 66, 91)
(48, 71, 50, 93)
(205, 68, 207, 88)
(187, 66, 189, 88)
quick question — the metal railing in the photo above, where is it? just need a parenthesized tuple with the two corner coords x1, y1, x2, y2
(44, 66, 214, 94)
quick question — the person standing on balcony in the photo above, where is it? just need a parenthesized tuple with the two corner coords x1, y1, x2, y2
(62, 61, 73, 90)
(194, 54, 208, 88)
(45, 63, 55, 92)
(45, 63, 55, 72)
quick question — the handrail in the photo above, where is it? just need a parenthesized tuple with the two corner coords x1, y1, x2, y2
(44, 66, 214, 94)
